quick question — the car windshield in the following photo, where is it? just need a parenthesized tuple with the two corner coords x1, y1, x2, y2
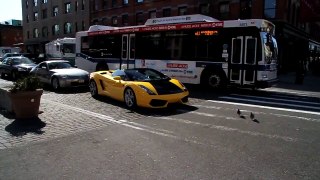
(48, 62, 72, 69)
(124, 69, 169, 81)
(12, 57, 34, 65)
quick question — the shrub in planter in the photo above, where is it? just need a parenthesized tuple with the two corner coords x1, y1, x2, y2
(8, 76, 43, 119)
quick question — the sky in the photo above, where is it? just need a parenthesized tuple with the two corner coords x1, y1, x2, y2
(0, 0, 22, 22)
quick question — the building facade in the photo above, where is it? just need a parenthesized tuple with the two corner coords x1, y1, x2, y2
(22, 0, 90, 54)
(0, 24, 23, 47)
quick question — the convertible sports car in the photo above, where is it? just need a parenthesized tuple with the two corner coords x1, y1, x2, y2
(89, 68, 189, 109)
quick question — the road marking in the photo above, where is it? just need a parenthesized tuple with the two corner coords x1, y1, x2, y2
(207, 100, 320, 115)
(42, 99, 221, 148)
(42, 99, 299, 145)
(157, 117, 299, 142)
(195, 104, 320, 123)
(220, 96, 320, 111)
(230, 94, 320, 106)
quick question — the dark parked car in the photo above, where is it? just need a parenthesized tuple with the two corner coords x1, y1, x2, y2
(0, 53, 23, 62)
(30, 60, 89, 90)
(0, 56, 37, 80)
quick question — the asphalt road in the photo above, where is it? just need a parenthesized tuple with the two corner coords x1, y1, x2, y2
(0, 84, 320, 179)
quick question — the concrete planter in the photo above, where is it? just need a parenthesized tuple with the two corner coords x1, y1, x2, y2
(8, 89, 43, 119)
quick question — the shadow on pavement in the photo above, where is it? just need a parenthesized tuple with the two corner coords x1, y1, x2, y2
(5, 117, 46, 137)
(93, 95, 199, 116)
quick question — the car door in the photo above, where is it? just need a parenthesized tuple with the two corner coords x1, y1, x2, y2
(2, 58, 13, 75)
(34, 63, 50, 84)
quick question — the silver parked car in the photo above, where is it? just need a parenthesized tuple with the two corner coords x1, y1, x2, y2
(30, 60, 89, 90)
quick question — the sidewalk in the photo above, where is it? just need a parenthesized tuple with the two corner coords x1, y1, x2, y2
(275, 72, 320, 93)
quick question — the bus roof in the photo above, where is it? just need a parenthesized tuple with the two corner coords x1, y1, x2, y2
(81, 14, 275, 36)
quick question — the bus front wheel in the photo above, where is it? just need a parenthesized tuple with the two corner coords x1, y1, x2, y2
(202, 72, 226, 89)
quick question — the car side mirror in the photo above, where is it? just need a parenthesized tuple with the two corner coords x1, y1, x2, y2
(113, 76, 121, 81)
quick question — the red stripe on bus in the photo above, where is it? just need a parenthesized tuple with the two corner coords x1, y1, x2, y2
(88, 22, 224, 36)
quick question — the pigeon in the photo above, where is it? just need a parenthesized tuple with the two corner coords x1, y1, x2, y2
(250, 112, 255, 120)
(237, 109, 241, 116)
(237, 109, 246, 119)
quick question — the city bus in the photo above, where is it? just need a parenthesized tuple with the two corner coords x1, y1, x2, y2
(76, 14, 278, 89)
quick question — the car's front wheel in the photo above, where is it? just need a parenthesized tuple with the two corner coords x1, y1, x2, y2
(89, 80, 99, 98)
(51, 77, 60, 91)
(124, 88, 137, 109)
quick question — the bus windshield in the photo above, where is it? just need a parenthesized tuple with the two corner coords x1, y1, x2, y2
(263, 32, 278, 64)
(62, 43, 75, 53)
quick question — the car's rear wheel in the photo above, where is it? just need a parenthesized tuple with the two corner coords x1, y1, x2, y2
(89, 80, 99, 98)
(11, 71, 18, 80)
(124, 88, 137, 109)
(51, 77, 60, 91)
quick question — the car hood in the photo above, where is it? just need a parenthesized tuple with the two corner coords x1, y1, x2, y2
(15, 64, 37, 69)
(51, 68, 89, 76)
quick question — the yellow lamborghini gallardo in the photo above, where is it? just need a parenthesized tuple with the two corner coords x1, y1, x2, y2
(89, 68, 189, 109)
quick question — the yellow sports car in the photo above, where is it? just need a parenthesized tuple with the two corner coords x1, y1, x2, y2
(89, 68, 189, 109)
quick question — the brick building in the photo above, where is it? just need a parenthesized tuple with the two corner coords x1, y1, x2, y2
(22, 0, 90, 54)
(0, 24, 23, 47)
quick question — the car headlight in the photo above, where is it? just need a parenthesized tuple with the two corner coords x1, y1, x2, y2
(60, 75, 68, 79)
(139, 85, 156, 95)
(178, 81, 187, 91)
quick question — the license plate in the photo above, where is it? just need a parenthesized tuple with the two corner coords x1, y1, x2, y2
(79, 79, 84, 83)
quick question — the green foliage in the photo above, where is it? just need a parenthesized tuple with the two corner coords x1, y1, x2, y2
(10, 76, 42, 93)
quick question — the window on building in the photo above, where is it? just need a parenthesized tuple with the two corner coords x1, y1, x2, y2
(240, 0, 252, 19)
(137, 0, 143, 3)
(93, 0, 99, 11)
(33, 0, 37, 6)
(112, 0, 117, 7)
(75, 1, 78, 12)
(64, 22, 72, 34)
(136, 12, 144, 25)
(26, 0, 29, 8)
(27, 31, 30, 39)
(219, 2, 229, 19)
(52, 24, 60, 35)
(65, 3, 71, 13)
(26, 15, 29, 23)
(199, 4, 210, 15)
(102, 0, 108, 9)
(42, 9, 47, 19)
(178, 6, 188, 15)
(82, 21, 85, 30)
(33, 28, 39, 38)
(123, 0, 128, 5)
(75, 22, 78, 32)
(149, 10, 156, 18)
(122, 14, 129, 26)
(42, 0, 47, 3)
(82, 0, 85, 10)
(112, 16, 118, 26)
(34, 12, 38, 21)
(264, 0, 276, 19)
(163, 8, 171, 17)
(42, 26, 48, 37)
(53, 6, 58, 16)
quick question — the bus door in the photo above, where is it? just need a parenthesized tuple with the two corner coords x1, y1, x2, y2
(230, 36, 257, 85)
(121, 34, 135, 69)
